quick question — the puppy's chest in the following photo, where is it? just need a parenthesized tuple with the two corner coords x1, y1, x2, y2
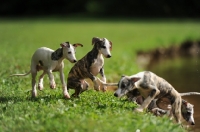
(52, 61, 63, 71)
(90, 56, 104, 76)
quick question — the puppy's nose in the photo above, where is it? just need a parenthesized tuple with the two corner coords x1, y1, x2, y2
(107, 55, 111, 58)
(191, 122, 195, 125)
(73, 60, 77, 63)
(114, 93, 118, 97)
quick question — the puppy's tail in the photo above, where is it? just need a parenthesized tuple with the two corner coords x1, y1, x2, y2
(96, 77, 118, 86)
(180, 92, 200, 96)
(10, 70, 31, 77)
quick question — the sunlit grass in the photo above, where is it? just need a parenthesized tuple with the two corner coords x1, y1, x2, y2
(0, 17, 198, 131)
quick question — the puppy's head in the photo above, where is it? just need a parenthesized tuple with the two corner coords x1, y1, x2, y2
(92, 37, 112, 58)
(181, 100, 195, 125)
(114, 75, 140, 97)
(61, 42, 83, 63)
(126, 89, 141, 102)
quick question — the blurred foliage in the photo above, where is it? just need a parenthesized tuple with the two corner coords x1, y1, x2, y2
(0, 0, 200, 17)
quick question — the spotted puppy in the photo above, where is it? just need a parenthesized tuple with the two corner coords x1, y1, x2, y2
(67, 37, 112, 97)
(126, 89, 198, 125)
(10, 42, 83, 98)
(113, 71, 183, 124)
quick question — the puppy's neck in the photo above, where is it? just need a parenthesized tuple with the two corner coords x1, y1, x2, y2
(51, 48, 64, 61)
(89, 46, 100, 59)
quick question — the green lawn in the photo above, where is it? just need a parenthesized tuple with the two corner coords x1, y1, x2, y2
(1, 17, 199, 132)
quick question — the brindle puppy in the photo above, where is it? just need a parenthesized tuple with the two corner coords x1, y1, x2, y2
(67, 37, 112, 97)
(126, 89, 196, 125)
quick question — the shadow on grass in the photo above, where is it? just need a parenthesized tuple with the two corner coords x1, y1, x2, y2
(0, 96, 25, 103)
(0, 93, 67, 104)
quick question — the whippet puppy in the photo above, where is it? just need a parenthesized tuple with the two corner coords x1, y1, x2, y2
(10, 42, 83, 98)
(113, 71, 183, 124)
(126, 89, 198, 125)
(67, 37, 112, 97)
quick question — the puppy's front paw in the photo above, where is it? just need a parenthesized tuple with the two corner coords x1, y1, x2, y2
(38, 83, 44, 90)
(134, 108, 144, 113)
(103, 86, 107, 92)
(50, 82, 56, 89)
(94, 85, 100, 91)
(71, 93, 80, 98)
(32, 90, 37, 98)
(64, 92, 70, 99)
(94, 83, 100, 91)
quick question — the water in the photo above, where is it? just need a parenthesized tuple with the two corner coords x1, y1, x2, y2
(148, 57, 200, 131)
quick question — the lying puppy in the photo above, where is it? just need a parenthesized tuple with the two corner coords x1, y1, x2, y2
(113, 71, 184, 124)
(126, 89, 198, 125)
(67, 37, 112, 97)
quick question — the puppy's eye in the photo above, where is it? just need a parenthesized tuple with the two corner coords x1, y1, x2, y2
(68, 52, 71, 54)
(121, 83, 126, 88)
(101, 46, 106, 49)
(187, 112, 191, 115)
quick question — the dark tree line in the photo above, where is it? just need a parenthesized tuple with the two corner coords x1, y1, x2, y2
(0, 0, 200, 17)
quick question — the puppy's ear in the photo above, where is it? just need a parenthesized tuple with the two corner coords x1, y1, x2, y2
(130, 77, 141, 82)
(121, 75, 126, 78)
(92, 37, 101, 45)
(182, 100, 188, 106)
(109, 41, 112, 51)
(73, 43, 83, 48)
(60, 42, 70, 48)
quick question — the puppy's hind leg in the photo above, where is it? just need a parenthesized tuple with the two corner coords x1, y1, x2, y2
(72, 80, 89, 97)
(47, 70, 56, 89)
(67, 79, 81, 98)
(72, 86, 82, 98)
(31, 64, 38, 97)
(38, 71, 46, 90)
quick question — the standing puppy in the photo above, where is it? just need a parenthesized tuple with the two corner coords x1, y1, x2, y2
(10, 42, 83, 98)
(67, 37, 112, 97)
(114, 71, 183, 124)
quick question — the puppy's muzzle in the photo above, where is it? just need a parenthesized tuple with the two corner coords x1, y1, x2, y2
(191, 122, 195, 125)
(114, 92, 118, 97)
(107, 55, 111, 58)
(73, 60, 77, 63)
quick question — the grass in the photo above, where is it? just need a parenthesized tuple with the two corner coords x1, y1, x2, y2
(1, 17, 200, 132)
(0, 89, 183, 132)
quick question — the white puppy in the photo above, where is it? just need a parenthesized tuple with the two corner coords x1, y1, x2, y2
(10, 42, 83, 98)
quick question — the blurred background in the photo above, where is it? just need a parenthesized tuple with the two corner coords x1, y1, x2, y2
(0, 0, 200, 18)
(0, 0, 200, 131)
